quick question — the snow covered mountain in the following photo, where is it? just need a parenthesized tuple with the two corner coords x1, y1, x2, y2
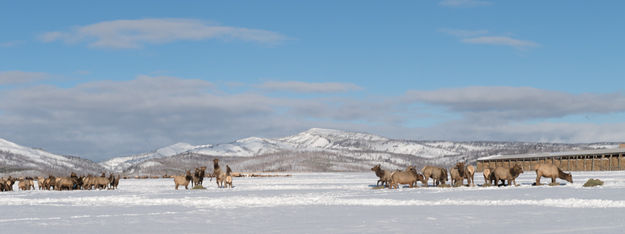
(188, 128, 461, 158)
(0, 138, 105, 176)
(100, 128, 619, 174)
(100, 142, 208, 173)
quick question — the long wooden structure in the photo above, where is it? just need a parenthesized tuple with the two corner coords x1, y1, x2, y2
(476, 148, 625, 172)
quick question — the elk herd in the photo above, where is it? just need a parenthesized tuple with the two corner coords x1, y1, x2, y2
(372, 162, 574, 189)
(0, 159, 576, 192)
(0, 172, 121, 192)
(174, 159, 233, 190)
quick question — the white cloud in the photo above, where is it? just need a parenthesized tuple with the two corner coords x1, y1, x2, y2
(406, 86, 625, 120)
(257, 81, 362, 93)
(438, 29, 489, 37)
(461, 36, 539, 48)
(416, 121, 625, 143)
(2, 78, 624, 160)
(0, 41, 23, 47)
(40, 18, 287, 48)
(439, 28, 538, 49)
(439, 0, 491, 7)
(0, 71, 48, 85)
(0, 76, 387, 160)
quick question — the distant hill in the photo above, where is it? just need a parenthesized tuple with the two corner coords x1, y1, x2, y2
(99, 128, 618, 175)
(0, 138, 106, 177)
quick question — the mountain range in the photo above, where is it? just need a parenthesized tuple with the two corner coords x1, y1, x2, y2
(0, 128, 619, 176)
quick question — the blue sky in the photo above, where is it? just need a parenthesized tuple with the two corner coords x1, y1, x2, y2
(1, 0, 624, 161)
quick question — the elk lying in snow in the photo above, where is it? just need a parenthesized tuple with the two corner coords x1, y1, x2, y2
(371, 164, 393, 187)
(535, 164, 573, 185)
(492, 164, 524, 186)
(422, 166, 448, 187)
(173, 170, 193, 190)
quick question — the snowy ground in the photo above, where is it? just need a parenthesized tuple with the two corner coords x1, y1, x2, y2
(1, 171, 625, 234)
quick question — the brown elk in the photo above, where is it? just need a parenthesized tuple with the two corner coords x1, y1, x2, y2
(450, 167, 463, 187)
(453, 162, 476, 186)
(492, 164, 524, 186)
(173, 170, 192, 190)
(3, 176, 16, 191)
(212, 159, 226, 188)
(482, 168, 493, 185)
(92, 175, 110, 190)
(110, 174, 120, 189)
(535, 164, 573, 185)
(56, 177, 77, 191)
(224, 165, 233, 188)
(370, 164, 392, 187)
(0, 177, 13, 191)
(18, 177, 35, 190)
(43, 175, 56, 190)
(422, 166, 448, 187)
(82, 175, 94, 190)
(37, 177, 46, 190)
(192, 166, 207, 187)
(389, 166, 425, 189)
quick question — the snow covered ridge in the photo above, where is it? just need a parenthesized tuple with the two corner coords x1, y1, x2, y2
(0, 128, 619, 175)
(99, 142, 205, 173)
(100, 128, 620, 174)
(0, 138, 104, 176)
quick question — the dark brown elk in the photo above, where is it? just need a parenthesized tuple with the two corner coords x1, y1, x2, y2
(192, 166, 207, 187)
(370, 164, 392, 187)
(44, 175, 56, 190)
(0, 177, 8, 191)
(110, 174, 120, 189)
(535, 164, 572, 185)
(173, 170, 192, 190)
(422, 166, 448, 187)
(389, 166, 424, 189)
(492, 164, 524, 186)
(4, 176, 16, 191)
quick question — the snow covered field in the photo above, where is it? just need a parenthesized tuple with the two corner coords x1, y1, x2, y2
(1, 171, 625, 234)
